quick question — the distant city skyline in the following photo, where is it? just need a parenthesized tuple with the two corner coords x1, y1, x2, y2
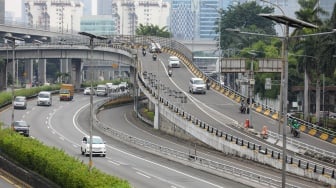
(5, 0, 97, 18)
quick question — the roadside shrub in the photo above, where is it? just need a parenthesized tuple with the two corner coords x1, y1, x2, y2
(0, 129, 130, 188)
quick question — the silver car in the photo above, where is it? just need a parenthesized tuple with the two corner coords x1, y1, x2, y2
(13, 96, 27, 109)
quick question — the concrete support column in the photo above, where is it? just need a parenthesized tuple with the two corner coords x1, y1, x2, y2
(7, 60, 14, 84)
(148, 100, 155, 111)
(74, 61, 82, 89)
(38, 59, 46, 84)
(25, 60, 33, 86)
(153, 103, 159, 129)
(60, 58, 69, 73)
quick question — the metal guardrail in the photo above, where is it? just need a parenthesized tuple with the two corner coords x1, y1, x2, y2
(137, 70, 336, 184)
(268, 131, 336, 162)
(92, 100, 298, 188)
(1, 19, 335, 137)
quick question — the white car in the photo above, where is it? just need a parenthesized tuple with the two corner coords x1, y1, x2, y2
(168, 56, 180, 68)
(37, 91, 52, 106)
(83, 87, 95, 95)
(13, 96, 27, 109)
(81, 136, 106, 157)
(189, 77, 206, 94)
(96, 85, 107, 96)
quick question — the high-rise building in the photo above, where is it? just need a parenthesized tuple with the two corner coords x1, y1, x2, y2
(97, 0, 113, 15)
(0, 0, 4, 24)
(80, 15, 116, 35)
(112, 0, 169, 35)
(81, 0, 92, 15)
(199, 0, 222, 39)
(170, 0, 193, 40)
(25, 0, 83, 33)
(170, 0, 224, 40)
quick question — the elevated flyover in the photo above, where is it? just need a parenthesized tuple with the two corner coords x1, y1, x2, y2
(0, 24, 335, 185)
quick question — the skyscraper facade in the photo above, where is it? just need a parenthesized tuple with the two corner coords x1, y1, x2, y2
(170, 0, 224, 40)
(112, 0, 169, 35)
(0, 0, 4, 24)
(25, 0, 83, 33)
(81, 0, 92, 15)
(97, 0, 113, 15)
(170, 0, 193, 40)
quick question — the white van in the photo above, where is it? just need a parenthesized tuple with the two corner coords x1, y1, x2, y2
(37, 91, 52, 106)
(168, 56, 180, 68)
(189, 78, 206, 94)
(96, 85, 107, 96)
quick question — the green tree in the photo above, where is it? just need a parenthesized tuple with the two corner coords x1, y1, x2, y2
(238, 40, 282, 100)
(292, 0, 332, 122)
(220, 1, 276, 50)
(136, 24, 171, 38)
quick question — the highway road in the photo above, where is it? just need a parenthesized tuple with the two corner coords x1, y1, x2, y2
(0, 50, 331, 188)
(139, 52, 336, 165)
(0, 171, 22, 188)
(0, 91, 325, 187)
(0, 94, 252, 188)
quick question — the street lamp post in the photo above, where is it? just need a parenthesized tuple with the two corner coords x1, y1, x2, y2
(258, 14, 319, 187)
(248, 52, 256, 128)
(78, 32, 107, 171)
(4, 36, 24, 129)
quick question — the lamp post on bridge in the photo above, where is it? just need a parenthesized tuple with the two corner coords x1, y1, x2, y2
(78, 32, 107, 172)
(225, 10, 336, 186)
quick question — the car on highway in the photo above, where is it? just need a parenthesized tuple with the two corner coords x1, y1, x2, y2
(189, 77, 206, 94)
(13, 96, 27, 109)
(81, 135, 106, 157)
(168, 56, 180, 68)
(13, 120, 30, 137)
(37, 91, 52, 106)
(96, 85, 107, 96)
(83, 87, 95, 95)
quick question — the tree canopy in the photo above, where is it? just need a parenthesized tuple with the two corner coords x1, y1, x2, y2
(220, 1, 276, 50)
(136, 24, 171, 38)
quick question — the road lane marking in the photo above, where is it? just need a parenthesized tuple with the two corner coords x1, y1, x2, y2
(133, 167, 184, 188)
(136, 171, 151, 179)
(108, 160, 120, 166)
(73, 103, 224, 188)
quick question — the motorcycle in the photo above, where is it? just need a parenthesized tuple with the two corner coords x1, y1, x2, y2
(142, 49, 146, 56)
(289, 119, 300, 138)
(239, 104, 249, 114)
(168, 69, 172, 77)
(152, 54, 157, 61)
(206, 80, 210, 90)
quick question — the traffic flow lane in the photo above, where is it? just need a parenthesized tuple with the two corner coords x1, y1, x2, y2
(96, 103, 321, 188)
(140, 52, 336, 155)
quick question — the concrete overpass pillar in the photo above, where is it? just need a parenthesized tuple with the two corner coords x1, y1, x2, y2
(25, 60, 33, 86)
(72, 59, 82, 89)
(38, 59, 46, 84)
(7, 60, 14, 85)
(148, 100, 154, 111)
(153, 103, 159, 129)
(60, 58, 69, 73)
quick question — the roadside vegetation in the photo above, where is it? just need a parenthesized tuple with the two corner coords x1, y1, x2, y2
(218, 1, 336, 128)
(0, 129, 130, 188)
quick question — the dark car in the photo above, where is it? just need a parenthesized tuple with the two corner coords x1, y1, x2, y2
(13, 120, 30, 137)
